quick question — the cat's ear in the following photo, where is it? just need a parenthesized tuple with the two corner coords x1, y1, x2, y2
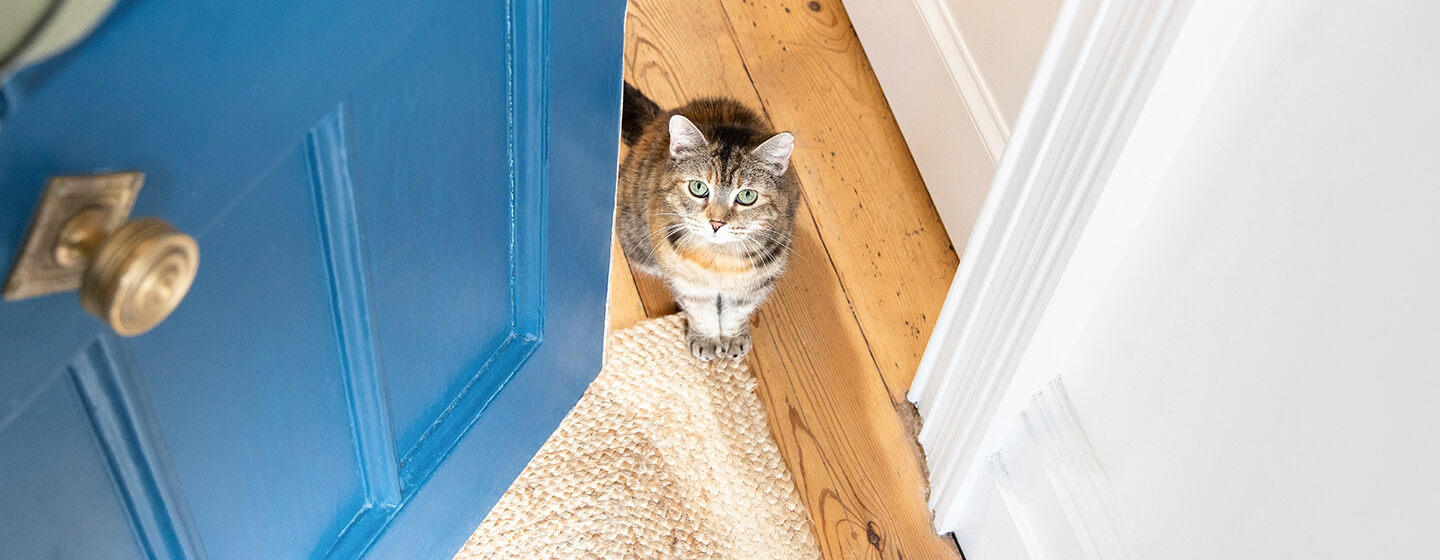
(669, 115, 708, 156)
(751, 132, 795, 175)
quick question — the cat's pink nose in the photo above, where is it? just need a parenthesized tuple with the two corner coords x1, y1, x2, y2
(709, 220, 726, 232)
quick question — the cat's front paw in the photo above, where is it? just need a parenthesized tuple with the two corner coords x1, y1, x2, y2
(686, 330, 752, 361)
(686, 331, 722, 361)
(717, 332, 752, 360)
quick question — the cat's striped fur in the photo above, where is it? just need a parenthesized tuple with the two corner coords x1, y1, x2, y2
(617, 83, 799, 360)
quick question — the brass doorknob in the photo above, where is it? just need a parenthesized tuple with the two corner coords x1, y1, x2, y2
(3, 172, 199, 336)
(74, 214, 199, 336)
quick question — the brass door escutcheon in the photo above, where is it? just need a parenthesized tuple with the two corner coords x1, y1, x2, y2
(3, 172, 199, 336)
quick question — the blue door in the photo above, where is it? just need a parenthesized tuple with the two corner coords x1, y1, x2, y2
(0, 0, 623, 558)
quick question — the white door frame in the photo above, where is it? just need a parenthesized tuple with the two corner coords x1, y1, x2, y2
(902, 0, 1260, 542)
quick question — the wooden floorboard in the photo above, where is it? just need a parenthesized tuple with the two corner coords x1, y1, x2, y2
(616, 0, 963, 558)
(748, 201, 959, 560)
(715, 0, 959, 402)
(607, 233, 649, 335)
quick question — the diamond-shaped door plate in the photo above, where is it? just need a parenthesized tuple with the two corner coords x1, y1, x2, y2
(3, 172, 144, 301)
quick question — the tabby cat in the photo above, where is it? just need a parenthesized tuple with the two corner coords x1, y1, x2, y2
(617, 83, 799, 360)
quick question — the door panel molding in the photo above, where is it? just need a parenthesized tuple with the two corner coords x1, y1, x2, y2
(319, 0, 549, 556)
(986, 453, 1046, 559)
(507, 0, 549, 343)
(392, 0, 549, 492)
(308, 104, 404, 511)
(907, 0, 1261, 549)
(69, 336, 206, 560)
(1020, 380, 1144, 560)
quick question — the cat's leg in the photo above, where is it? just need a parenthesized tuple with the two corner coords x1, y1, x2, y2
(714, 292, 764, 359)
(676, 281, 770, 361)
(675, 290, 725, 361)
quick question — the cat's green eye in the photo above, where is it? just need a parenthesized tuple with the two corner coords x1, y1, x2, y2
(687, 180, 709, 197)
(736, 188, 759, 206)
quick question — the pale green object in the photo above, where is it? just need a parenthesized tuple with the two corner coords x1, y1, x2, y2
(688, 179, 709, 198)
(1, 0, 118, 79)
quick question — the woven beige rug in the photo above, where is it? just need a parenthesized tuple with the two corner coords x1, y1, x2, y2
(452, 315, 822, 560)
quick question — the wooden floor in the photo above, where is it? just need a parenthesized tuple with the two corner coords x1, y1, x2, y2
(607, 0, 963, 558)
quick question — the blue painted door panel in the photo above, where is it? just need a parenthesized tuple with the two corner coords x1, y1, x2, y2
(0, 0, 624, 558)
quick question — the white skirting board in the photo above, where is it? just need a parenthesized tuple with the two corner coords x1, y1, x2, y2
(906, 0, 1013, 161)
(860, 0, 1262, 545)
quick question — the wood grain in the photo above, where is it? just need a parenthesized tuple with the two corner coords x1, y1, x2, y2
(749, 201, 961, 560)
(617, 0, 962, 558)
(628, 264, 678, 318)
(715, 0, 959, 402)
(607, 233, 649, 335)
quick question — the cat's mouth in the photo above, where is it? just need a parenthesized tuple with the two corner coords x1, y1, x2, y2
(688, 222, 745, 245)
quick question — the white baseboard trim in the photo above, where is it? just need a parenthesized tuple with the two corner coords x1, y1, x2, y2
(910, 0, 1009, 162)
(842, 0, 1002, 255)
(907, 0, 1203, 533)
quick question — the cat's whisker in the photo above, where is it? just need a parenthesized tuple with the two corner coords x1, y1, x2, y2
(747, 229, 801, 260)
(743, 231, 789, 264)
(673, 235, 705, 260)
(615, 83, 796, 360)
(641, 222, 689, 245)
(758, 231, 800, 257)
(643, 222, 687, 239)
(739, 237, 767, 267)
(643, 223, 686, 237)
(732, 237, 754, 266)
(639, 224, 691, 264)
(753, 227, 795, 244)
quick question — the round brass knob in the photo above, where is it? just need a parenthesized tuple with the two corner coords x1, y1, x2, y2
(72, 217, 199, 336)
(2, 173, 198, 335)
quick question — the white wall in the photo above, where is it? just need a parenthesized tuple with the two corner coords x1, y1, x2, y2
(1057, 0, 1440, 557)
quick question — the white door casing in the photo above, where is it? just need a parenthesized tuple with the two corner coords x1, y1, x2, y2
(909, 0, 1256, 531)
(849, 0, 1261, 555)
(876, 0, 1440, 557)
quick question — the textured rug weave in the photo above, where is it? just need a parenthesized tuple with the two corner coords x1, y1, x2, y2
(452, 315, 821, 560)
